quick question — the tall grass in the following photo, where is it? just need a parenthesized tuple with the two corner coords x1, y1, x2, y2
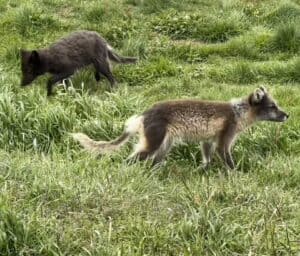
(153, 10, 248, 42)
(263, 2, 300, 25)
(272, 22, 300, 53)
(0, 0, 299, 255)
(204, 58, 300, 84)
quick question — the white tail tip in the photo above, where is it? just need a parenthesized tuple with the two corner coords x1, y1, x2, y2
(71, 132, 90, 143)
(70, 132, 97, 152)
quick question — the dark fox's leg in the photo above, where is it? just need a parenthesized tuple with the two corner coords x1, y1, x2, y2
(47, 72, 73, 96)
(94, 72, 102, 82)
(94, 58, 116, 88)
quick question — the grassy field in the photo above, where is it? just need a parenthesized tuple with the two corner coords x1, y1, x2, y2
(0, 0, 300, 255)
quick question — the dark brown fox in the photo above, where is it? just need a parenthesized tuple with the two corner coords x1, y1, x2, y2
(20, 30, 137, 96)
(72, 87, 289, 169)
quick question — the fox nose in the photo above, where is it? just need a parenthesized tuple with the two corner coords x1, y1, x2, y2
(282, 112, 289, 121)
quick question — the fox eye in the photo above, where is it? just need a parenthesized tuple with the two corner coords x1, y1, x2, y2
(269, 104, 277, 109)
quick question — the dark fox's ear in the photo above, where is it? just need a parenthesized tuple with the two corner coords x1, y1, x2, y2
(29, 50, 40, 64)
(249, 87, 266, 105)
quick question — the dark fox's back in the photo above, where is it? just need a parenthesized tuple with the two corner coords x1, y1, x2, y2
(42, 31, 107, 72)
(48, 31, 106, 52)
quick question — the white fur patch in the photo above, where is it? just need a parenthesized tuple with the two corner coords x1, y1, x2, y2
(125, 115, 143, 134)
(231, 98, 256, 131)
(71, 132, 91, 144)
(230, 98, 250, 119)
(230, 98, 242, 106)
(107, 44, 113, 51)
(71, 132, 100, 153)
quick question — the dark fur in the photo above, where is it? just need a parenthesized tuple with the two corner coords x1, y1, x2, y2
(20, 30, 137, 96)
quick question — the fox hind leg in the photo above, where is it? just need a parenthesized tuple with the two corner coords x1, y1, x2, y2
(127, 123, 168, 164)
(152, 136, 173, 165)
(93, 58, 116, 87)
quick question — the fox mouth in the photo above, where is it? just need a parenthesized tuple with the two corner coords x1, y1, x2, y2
(274, 114, 289, 122)
(280, 115, 289, 122)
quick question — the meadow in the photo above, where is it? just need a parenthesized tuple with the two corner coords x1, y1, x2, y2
(0, 0, 300, 255)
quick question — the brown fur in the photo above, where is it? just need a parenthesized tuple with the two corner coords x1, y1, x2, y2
(72, 87, 289, 169)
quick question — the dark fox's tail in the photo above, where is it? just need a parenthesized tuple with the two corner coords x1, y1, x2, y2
(107, 44, 138, 64)
(71, 115, 143, 154)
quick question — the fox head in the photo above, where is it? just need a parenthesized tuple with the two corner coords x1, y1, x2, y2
(20, 50, 45, 86)
(249, 86, 289, 122)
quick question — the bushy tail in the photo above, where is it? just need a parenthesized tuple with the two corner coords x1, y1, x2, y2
(107, 45, 138, 64)
(71, 115, 143, 154)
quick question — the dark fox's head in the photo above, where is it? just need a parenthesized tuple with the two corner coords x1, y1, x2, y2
(249, 86, 289, 122)
(20, 50, 45, 86)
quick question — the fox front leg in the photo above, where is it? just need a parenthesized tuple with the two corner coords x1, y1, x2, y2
(217, 147, 235, 169)
(47, 72, 73, 96)
(201, 142, 216, 169)
(217, 127, 236, 169)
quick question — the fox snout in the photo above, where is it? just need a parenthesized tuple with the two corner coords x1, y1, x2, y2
(269, 108, 289, 122)
(278, 110, 289, 122)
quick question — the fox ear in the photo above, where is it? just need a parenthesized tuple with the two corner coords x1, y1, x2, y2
(29, 50, 40, 64)
(249, 87, 266, 105)
(259, 85, 267, 93)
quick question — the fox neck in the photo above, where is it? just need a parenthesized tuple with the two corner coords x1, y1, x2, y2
(231, 98, 256, 132)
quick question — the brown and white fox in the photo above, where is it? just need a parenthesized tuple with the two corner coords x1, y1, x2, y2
(72, 87, 289, 169)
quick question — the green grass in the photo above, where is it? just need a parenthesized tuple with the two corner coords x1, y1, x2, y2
(0, 0, 300, 255)
(152, 9, 248, 42)
(272, 22, 300, 53)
